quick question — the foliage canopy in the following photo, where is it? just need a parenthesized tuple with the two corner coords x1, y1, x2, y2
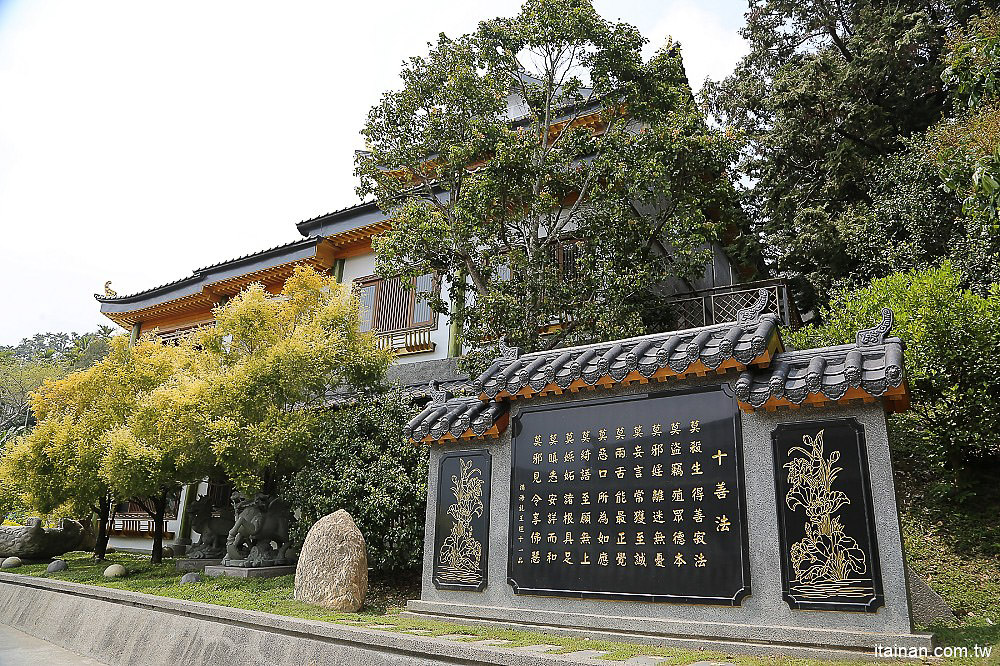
(357, 0, 753, 360)
(786, 262, 1000, 471)
(284, 390, 426, 574)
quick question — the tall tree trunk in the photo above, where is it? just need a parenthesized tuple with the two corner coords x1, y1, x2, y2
(150, 491, 167, 564)
(94, 494, 112, 561)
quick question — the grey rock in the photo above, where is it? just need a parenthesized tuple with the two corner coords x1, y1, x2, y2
(907, 564, 957, 626)
(104, 547, 116, 554)
(1, 556, 22, 568)
(0, 518, 84, 559)
(103, 564, 126, 578)
(294, 509, 367, 611)
(161, 546, 174, 558)
(204, 564, 296, 578)
(180, 572, 202, 584)
(46, 559, 67, 573)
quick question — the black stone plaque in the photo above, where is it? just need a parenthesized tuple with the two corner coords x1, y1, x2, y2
(508, 386, 750, 605)
(433, 449, 491, 591)
(772, 418, 884, 612)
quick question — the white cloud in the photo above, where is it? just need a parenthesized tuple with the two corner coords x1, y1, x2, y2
(0, 0, 748, 345)
(640, 0, 750, 90)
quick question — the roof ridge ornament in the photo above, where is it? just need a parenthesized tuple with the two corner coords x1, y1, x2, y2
(429, 381, 450, 407)
(736, 288, 770, 328)
(856, 308, 894, 347)
(497, 338, 521, 363)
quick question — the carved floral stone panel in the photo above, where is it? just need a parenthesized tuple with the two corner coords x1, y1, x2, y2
(772, 418, 884, 612)
(433, 449, 491, 591)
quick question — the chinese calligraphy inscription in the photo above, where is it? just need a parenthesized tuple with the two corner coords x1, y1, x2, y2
(508, 386, 750, 605)
(434, 450, 491, 591)
(773, 419, 884, 612)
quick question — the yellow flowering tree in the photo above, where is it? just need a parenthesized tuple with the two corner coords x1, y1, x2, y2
(190, 265, 392, 494)
(1, 265, 388, 563)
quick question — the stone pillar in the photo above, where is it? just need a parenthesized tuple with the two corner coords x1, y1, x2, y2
(172, 483, 200, 555)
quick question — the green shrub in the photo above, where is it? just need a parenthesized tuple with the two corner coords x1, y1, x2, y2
(284, 389, 427, 575)
(785, 262, 1000, 474)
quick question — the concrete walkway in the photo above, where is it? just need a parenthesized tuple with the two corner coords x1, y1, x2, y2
(0, 623, 107, 665)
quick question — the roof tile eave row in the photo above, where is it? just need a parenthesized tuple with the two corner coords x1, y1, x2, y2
(733, 310, 908, 412)
(406, 304, 909, 443)
(404, 394, 509, 444)
(474, 313, 782, 402)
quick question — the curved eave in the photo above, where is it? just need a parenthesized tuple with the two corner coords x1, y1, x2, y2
(296, 202, 384, 237)
(413, 411, 510, 445)
(97, 237, 335, 328)
(737, 383, 910, 414)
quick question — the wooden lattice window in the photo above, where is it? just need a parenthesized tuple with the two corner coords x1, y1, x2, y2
(356, 274, 437, 334)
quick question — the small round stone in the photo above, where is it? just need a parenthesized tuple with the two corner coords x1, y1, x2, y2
(1, 557, 22, 569)
(105, 547, 116, 554)
(162, 546, 174, 558)
(180, 572, 202, 584)
(103, 564, 126, 578)
(46, 559, 67, 573)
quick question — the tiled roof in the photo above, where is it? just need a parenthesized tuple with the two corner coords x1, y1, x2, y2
(404, 386, 509, 444)
(733, 309, 908, 412)
(95, 236, 322, 304)
(472, 289, 781, 401)
(405, 304, 910, 443)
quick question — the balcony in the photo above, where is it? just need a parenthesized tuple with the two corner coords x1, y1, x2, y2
(374, 327, 436, 356)
(666, 279, 800, 330)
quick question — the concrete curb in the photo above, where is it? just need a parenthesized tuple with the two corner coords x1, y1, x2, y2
(0, 573, 670, 666)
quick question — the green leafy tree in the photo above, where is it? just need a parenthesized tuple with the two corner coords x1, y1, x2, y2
(189, 265, 392, 493)
(284, 389, 426, 575)
(0, 354, 64, 450)
(703, 0, 987, 311)
(786, 263, 1000, 479)
(4, 327, 115, 368)
(357, 0, 752, 361)
(928, 9, 1000, 288)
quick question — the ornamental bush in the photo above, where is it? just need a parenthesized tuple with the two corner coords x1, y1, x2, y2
(284, 389, 427, 575)
(785, 262, 1000, 477)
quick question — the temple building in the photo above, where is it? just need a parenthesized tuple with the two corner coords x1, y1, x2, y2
(94, 80, 799, 553)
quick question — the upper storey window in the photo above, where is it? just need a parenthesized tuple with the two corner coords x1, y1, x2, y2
(355, 273, 437, 333)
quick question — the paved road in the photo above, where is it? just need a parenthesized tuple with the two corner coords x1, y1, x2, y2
(0, 623, 106, 665)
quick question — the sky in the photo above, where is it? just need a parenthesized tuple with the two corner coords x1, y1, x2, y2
(0, 0, 750, 345)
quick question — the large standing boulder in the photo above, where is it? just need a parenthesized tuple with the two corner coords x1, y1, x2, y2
(294, 510, 367, 611)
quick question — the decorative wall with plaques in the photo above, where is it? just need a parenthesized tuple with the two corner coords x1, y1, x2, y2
(433, 450, 492, 591)
(772, 419, 884, 612)
(508, 386, 750, 605)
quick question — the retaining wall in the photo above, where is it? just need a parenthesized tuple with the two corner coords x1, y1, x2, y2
(0, 573, 610, 666)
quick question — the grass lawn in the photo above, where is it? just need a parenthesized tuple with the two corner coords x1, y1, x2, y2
(2, 551, 990, 665)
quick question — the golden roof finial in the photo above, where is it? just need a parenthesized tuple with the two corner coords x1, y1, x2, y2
(104, 281, 117, 298)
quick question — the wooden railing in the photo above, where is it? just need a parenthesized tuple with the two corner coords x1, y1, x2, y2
(374, 328, 436, 356)
(110, 517, 175, 538)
